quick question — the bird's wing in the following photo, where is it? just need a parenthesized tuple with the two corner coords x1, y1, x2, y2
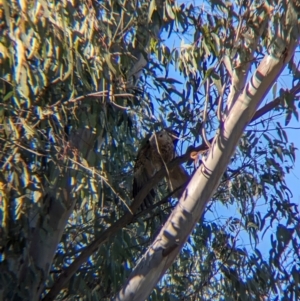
(133, 129, 187, 210)
(133, 139, 156, 209)
(167, 165, 189, 199)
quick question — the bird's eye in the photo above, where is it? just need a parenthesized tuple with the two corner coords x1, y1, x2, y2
(159, 134, 163, 137)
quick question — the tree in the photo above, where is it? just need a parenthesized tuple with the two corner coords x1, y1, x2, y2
(0, 0, 299, 300)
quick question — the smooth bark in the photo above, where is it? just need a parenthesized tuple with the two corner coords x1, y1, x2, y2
(114, 4, 300, 300)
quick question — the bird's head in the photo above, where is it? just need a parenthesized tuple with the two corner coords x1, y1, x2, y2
(163, 127, 179, 139)
(156, 128, 180, 147)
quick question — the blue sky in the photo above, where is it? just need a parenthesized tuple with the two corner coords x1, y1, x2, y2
(154, 0, 300, 261)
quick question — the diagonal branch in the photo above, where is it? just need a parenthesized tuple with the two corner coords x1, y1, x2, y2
(42, 80, 300, 301)
(42, 161, 171, 301)
(114, 5, 300, 300)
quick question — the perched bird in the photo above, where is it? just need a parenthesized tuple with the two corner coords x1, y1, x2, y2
(133, 129, 189, 209)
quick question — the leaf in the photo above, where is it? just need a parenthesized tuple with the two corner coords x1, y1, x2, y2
(247, 222, 258, 230)
(211, 71, 222, 95)
(165, 2, 175, 20)
(285, 110, 292, 126)
(156, 77, 183, 85)
(20, 118, 36, 139)
(275, 146, 283, 162)
(0, 42, 9, 58)
(148, 0, 157, 22)
(15, 39, 27, 83)
(211, 32, 221, 54)
(272, 82, 277, 99)
(104, 53, 117, 75)
(8, 117, 20, 139)
(3, 91, 13, 101)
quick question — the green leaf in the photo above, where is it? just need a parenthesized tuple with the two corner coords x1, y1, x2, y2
(3, 91, 13, 101)
(165, 2, 175, 20)
(148, 0, 157, 22)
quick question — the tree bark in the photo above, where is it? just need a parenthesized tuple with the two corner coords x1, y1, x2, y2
(114, 3, 300, 300)
(41, 1, 172, 300)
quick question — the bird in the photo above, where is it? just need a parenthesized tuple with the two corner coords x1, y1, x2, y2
(133, 129, 189, 210)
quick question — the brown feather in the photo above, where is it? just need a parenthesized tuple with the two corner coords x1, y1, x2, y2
(133, 140, 156, 209)
(133, 129, 189, 210)
(167, 165, 189, 198)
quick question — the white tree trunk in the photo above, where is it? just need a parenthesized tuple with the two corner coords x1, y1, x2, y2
(115, 3, 300, 300)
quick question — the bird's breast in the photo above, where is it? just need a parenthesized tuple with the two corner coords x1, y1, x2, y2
(151, 144, 174, 169)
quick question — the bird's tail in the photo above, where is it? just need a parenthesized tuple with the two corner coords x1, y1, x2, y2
(133, 177, 156, 210)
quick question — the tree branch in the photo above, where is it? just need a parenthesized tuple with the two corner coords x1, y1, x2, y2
(114, 4, 300, 300)
(42, 78, 300, 301)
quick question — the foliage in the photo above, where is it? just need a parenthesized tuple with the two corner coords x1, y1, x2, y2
(0, 0, 299, 300)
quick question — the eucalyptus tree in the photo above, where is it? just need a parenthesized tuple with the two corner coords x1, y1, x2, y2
(0, 0, 299, 301)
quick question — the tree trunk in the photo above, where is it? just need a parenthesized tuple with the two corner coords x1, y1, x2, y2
(114, 3, 300, 300)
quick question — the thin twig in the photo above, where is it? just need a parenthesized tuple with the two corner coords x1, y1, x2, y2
(202, 78, 211, 148)
(0, 137, 46, 157)
(217, 82, 227, 123)
(42, 85, 300, 301)
(68, 157, 132, 214)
